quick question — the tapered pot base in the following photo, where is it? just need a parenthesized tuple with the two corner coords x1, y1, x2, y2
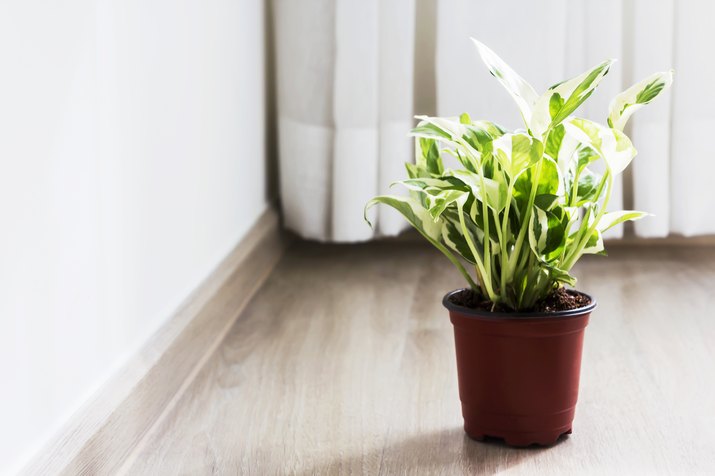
(464, 423, 572, 447)
(461, 402, 575, 446)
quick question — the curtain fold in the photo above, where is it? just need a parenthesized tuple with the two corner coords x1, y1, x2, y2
(273, 0, 414, 242)
(668, 0, 715, 236)
(274, 0, 715, 241)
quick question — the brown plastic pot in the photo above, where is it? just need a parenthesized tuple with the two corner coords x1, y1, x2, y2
(443, 289, 597, 447)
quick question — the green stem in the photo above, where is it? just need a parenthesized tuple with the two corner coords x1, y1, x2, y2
(457, 202, 497, 301)
(564, 171, 612, 270)
(456, 136, 498, 301)
(476, 167, 493, 299)
(499, 183, 514, 301)
(507, 160, 543, 276)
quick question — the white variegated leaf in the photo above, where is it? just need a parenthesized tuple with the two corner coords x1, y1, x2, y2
(564, 118, 636, 176)
(597, 210, 650, 232)
(365, 195, 442, 240)
(556, 129, 580, 178)
(426, 190, 468, 221)
(607, 70, 674, 131)
(392, 177, 461, 193)
(529, 207, 550, 253)
(471, 38, 538, 126)
(491, 132, 543, 180)
(447, 169, 507, 212)
(412, 115, 465, 140)
(530, 59, 614, 138)
(582, 230, 604, 255)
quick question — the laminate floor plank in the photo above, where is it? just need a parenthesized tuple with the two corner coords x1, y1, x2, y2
(126, 242, 715, 475)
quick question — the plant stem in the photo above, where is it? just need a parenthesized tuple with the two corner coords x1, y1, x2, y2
(564, 171, 612, 270)
(499, 183, 514, 301)
(477, 174, 492, 298)
(507, 160, 543, 277)
(457, 202, 497, 301)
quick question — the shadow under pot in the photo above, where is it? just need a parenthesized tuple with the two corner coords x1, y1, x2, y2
(443, 289, 597, 447)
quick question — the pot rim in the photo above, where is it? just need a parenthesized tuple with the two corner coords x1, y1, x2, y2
(442, 288, 597, 320)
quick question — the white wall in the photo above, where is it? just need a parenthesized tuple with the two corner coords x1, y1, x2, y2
(0, 1, 269, 473)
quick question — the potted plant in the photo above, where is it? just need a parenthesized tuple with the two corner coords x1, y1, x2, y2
(365, 39, 673, 447)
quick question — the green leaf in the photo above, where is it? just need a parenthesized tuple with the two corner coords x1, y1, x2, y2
(530, 59, 614, 137)
(545, 262, 578, 286)
(565, 117, 637, 176)
(573, 168, 602, 206)
(472, 120, 507, 138)
(581, 229, 605, 255)
(417, 138, 444, 176)
(535, 155, 561, 200)
(608, 70, 674, 131)
(549, 93, 564, 120)
(404, 162, 425, 179)
(441, 215, 479, 264)
(513, 155, 561, 213)
(366, 195, 479, 292)
(470, 38, 539, 126)
(410, 122, 450, 141)
(529, 206, 568, 261)
(426, 190, 468, 221)
(491, 132, 543, 180)
(461, 122, 499, 153)
(446, 169, 507, 212)
(365, 195, 443, 240)
(412, 115, 465, 141)
(597, 210, 649, 232)
(544, 123, 565, 160)
(393, 177, 465, 194)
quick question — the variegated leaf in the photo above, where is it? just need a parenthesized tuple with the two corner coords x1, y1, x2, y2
(544, 262, 577, 286)
(415, 137, 444, 176)
(365, 195, 442, 240)
(446, 169, 507, 212)
(393, 177, 465, 194)
(528, 206, 568, 261)
(426, 190, 468, 221)
(491, 132, 543, 180)
(441, 215, 483, 264)
(471, 38, 539, 126)
(581, 229, 605, 255)
(608, 71, 674, 131)
(564, 118, 636, 176)
(412, 115, 465, 141)
(530, 59, 614, 138)
(597, 210, 649, 232)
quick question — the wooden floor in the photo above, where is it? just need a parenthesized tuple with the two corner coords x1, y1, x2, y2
(125, 241, 715, 475)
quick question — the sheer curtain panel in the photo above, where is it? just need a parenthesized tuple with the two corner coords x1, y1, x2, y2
(274, 0, 715, 241)
(273, 0, 415, 242)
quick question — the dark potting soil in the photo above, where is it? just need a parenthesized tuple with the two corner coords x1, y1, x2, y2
(449, 287, 591, 314)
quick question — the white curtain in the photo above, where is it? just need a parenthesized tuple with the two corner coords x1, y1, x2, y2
(437, 0, 715, 238)
(273, 0, 414, 242)
(274, 0, 715, 241)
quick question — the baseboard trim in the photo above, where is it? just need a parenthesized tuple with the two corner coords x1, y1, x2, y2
(22, 206, 291, 476)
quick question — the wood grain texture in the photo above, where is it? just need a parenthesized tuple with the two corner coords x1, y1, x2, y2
(22, 207, 290, 476)
(125, 242, 715, 475)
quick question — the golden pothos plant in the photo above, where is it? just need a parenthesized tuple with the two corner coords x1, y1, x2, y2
(366, 39, 673, 311)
